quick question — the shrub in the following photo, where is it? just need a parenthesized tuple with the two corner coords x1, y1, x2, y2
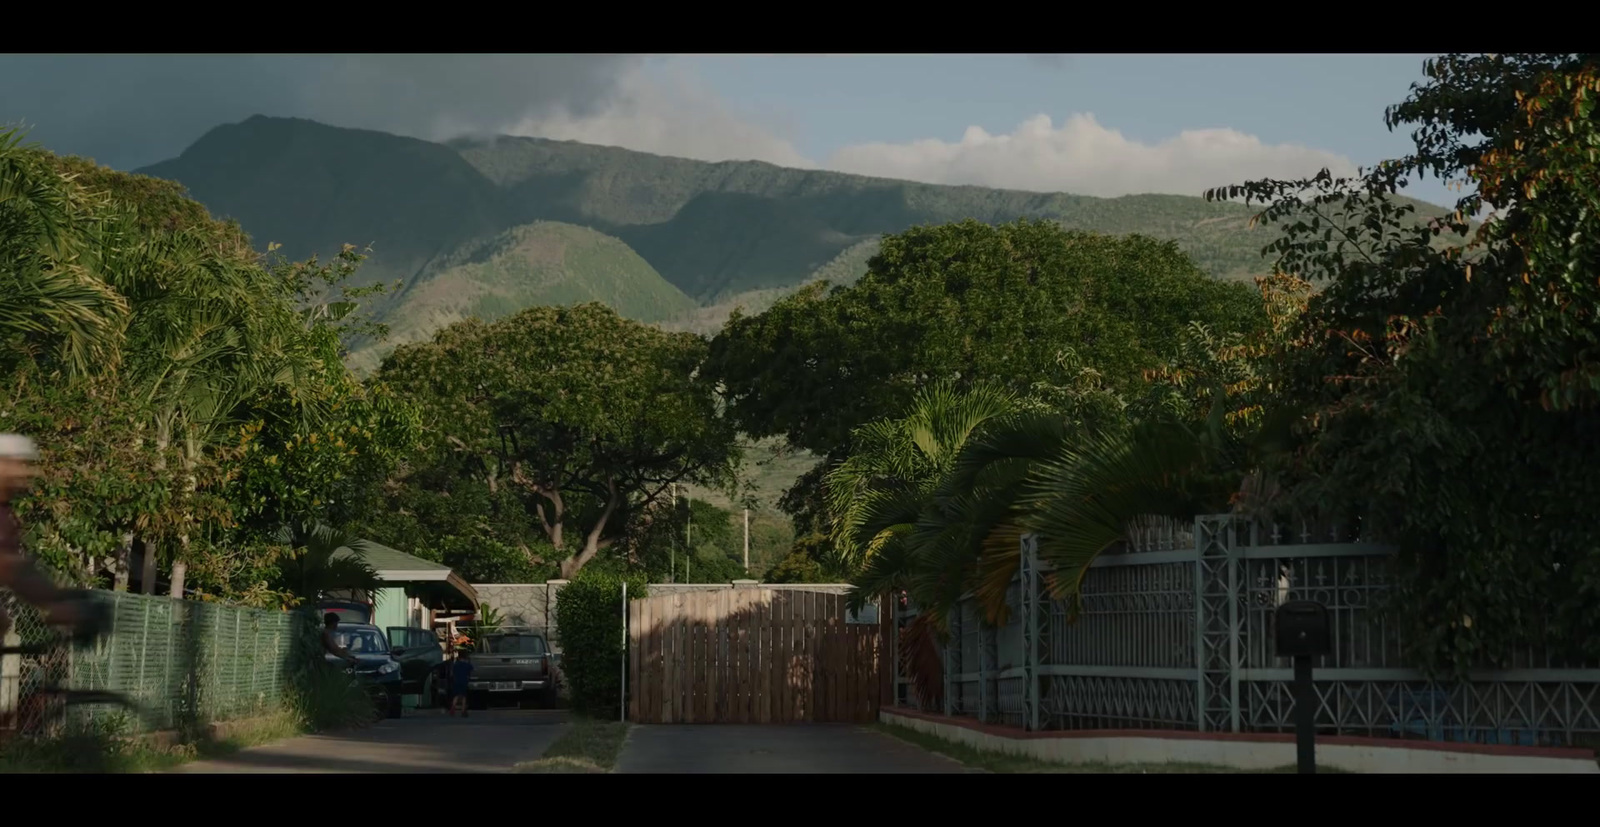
(284, 607, 374, 731)
(553, 567, 646, 715)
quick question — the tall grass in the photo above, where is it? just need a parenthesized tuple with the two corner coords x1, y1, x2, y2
(288, 663, 377, 732)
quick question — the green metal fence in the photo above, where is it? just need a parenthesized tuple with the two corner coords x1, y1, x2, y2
(893, 514, 1600, 749)
(3, 589, 313, 737)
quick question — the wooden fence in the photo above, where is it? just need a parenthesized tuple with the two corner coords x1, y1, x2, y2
(628, 588, 882, 724)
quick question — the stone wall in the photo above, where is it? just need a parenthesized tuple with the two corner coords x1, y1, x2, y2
(472, 581, 567, 647)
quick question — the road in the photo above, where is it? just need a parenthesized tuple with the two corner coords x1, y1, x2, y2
(176, 711, 971, 774)
(177, 709, 568, 773)
(614, 724, 978, 773)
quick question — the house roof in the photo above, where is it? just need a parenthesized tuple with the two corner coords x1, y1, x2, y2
(336, 540, 453, 581)
(334, 540, 479, 612)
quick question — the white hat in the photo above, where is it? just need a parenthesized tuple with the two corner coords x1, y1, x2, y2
(0, 434, 39, 461)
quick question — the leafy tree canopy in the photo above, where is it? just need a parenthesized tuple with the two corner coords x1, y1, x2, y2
(1210, 53, 1600, 674)
(3, 132, 412, 605)
(375, 302, 740, 578)
(705, 219, 1265, 458)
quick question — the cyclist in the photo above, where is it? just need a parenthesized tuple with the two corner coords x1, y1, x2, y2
(0, 434, 97, 640)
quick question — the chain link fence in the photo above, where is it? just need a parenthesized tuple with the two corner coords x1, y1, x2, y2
(2, 588, 313, 741)
(0, 592, 70, 741)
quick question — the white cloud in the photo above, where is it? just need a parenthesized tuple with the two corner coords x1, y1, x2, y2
(502, 63, 814, 169)
(825, 114, 1358, 198)
(495, 65, 1357, 200)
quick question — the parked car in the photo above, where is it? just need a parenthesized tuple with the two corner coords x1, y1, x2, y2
(463, 630, 556, 710)
(326, 623, 403, 718)
(386, 625, 447, 705)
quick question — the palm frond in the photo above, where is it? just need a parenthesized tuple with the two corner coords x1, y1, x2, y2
(1003, 420, 1236, 620)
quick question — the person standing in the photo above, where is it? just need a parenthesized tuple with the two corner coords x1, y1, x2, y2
(448, 651, 474, 718)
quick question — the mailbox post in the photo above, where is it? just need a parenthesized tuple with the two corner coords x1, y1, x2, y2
(1274, 600, 1331, 774)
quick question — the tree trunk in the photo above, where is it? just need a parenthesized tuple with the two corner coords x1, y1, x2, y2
(513, 461, 566, 550)
(534, 493, 565, 550)
(558, 477, 620, 578)
(112, 533, 132, 592)
(140, 538, 158, 595)
(172, 459, 198, 600)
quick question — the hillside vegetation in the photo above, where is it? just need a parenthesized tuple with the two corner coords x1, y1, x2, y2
(659, 239, 878, 336)
(347, 221, 695, 372)
(132, 116, 1457, 332)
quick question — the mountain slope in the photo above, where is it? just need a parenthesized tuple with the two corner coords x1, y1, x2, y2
(451, 134, 1314, 299)
(136, 116, 509, 292)
(346, 221, 695, 372)
(135, 117, 1462, 334)
(658, 238, 880, 336)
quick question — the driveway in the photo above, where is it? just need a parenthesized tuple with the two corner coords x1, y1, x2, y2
(176, 709, 568, 773)
(614, 724, 977, 773)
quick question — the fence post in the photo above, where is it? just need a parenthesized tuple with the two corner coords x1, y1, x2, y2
(1020, 533, 1042, 732)
(942, 604, 955, 717)
(889, 592, 900, 708)
(976, 603, 989, 724)
(1194, 514, 1242, 733)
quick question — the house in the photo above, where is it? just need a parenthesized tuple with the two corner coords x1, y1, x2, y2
(331, 541, 479, 635)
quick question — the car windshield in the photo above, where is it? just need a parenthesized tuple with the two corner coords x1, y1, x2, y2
(481, 634, 545, 655)
(333, 628, 389, 655)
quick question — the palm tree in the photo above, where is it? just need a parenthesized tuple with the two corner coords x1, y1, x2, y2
(825, 380, 1024, 576)
(0, 127, 129, 376)
(828, 381, 1038, 709)
(270, 522, 383, 607)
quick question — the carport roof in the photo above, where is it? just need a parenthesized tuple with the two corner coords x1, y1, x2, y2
(333, 540, 478, 612)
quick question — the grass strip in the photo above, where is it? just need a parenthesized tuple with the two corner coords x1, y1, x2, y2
(516, 716, 630, 774)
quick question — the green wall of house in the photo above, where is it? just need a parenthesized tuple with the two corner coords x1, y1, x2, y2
(375, 586, 409, 635)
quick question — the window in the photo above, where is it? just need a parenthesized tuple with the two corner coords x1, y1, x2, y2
(333, 628, 389, 654)
(480, 634, 546, 655)
(389, 628, 438, 650)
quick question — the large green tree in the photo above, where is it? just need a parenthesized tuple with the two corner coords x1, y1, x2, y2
(3, 138, 414, 606)
(705, 219, 1264, 458)
(376, 303, 740, 578)
(1208, 53, 1600, 674)
(708, 220, 1261, 576)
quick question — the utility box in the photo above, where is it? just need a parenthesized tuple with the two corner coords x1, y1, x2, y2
(1275, 600, 1332, 659)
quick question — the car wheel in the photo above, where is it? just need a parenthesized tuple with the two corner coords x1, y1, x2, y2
(468, 691, 489, 711)
(385, 689, 403, 719)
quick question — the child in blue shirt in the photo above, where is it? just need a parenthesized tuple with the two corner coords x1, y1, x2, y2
(449, 651, 474, 717)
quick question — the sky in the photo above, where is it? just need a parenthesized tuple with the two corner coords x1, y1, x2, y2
(0, 54, 1459, 207)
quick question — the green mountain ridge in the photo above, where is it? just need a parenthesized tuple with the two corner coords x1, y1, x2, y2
(346, 220, 696, 373)
(130, 115, 1459, 352)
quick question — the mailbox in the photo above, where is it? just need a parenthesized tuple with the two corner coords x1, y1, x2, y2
(1274, 600, 1331, 658)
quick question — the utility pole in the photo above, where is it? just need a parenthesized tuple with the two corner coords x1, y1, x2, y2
(743, 508, 750, 572)
(685, 494, 693, 583)
(669, 483, 677, 584)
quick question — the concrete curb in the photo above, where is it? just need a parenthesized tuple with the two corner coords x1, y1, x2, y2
(881, 708, 1600, 774)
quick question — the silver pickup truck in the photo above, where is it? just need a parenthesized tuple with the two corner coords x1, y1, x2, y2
(464, 629, 558, 710)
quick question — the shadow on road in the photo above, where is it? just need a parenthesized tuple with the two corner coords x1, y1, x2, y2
(615, 723, 974, 774)
(178, 709, 567, 774)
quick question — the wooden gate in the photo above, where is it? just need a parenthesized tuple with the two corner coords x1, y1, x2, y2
(628, 588, 881, 724)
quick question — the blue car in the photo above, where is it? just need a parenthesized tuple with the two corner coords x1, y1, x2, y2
(326, 623, 404, 719)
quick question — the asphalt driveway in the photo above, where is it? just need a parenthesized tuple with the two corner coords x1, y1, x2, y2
(614, 724, 977, 773)
(176, 709, 568, 773)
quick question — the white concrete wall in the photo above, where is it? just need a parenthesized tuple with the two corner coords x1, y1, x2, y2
(880, 709, 1600, 774)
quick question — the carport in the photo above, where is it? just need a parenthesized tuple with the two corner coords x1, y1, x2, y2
(332, 542, 479, 635)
